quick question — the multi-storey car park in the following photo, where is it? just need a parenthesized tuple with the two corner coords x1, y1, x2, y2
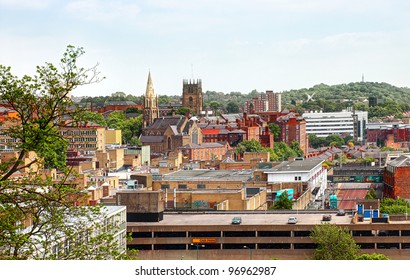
(127, 212, 410, 260)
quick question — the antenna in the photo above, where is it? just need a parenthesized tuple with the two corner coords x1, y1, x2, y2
(362, 73, 364, 83)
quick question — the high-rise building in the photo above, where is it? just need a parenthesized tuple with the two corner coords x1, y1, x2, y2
(244, 90, 281, 113)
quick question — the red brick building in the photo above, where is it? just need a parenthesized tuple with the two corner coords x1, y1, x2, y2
(367, 123, 410, 146)
(199, 113, 273, 149)
(243, 91, 281, 113)
(256, 111, 308, 156)
(96, 101, 142, 113)
(179, 142, 232, 161)
(384, 155, 410, 198)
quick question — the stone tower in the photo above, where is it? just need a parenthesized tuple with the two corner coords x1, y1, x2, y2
(182, 79, 203, 116)
(143, 71, 159, 128)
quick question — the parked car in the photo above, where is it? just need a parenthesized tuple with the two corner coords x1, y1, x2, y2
(231, 217, 242, 224)
(322, 214, 332, 221)
(287, 216, 298, 224)
(336, 209, 346, 216)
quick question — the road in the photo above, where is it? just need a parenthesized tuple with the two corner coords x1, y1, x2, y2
(335, 183, 370, 210)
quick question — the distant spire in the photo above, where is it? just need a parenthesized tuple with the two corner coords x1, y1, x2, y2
(145, 71, 155, 98)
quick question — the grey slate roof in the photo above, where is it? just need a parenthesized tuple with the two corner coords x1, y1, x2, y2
(388, 155, 410, 167)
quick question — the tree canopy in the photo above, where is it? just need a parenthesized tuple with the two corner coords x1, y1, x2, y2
(270, 192, 293, 210)
(310, 223, 360, 260)
(0, 45, 128, 259)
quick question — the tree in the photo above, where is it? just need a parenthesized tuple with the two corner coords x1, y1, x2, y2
(175, 106, 193, 116)
(208, 101, 222, 114)
(274, 142, 297, 161)
(289, 141, 304, 157)
(106, 112, 143, 144)
(225, 101, 240, 113)
(310, 223, 360, 260)
(75, 111, 107, 127)
(356, 253, 389, 260)
(0, 45, 127, 259)
(268, 123, 281, 142)
(270, 192, 293, 210)
(365, 188, 377, 199)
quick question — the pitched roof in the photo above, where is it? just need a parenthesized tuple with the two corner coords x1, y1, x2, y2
(139, 135, 164, 143)
(388, 155, 410, 167)
(145, 116, 186, 132)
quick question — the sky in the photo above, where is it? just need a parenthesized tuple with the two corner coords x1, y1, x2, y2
(1, 0, 410, 98)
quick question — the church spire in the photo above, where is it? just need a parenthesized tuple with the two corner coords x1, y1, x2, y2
(146, 71, 155, 98)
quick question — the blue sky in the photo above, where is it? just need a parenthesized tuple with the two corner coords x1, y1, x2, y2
(1, 0, 410, 97)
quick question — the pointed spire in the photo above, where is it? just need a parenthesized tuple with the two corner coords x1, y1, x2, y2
(146, 71, 155, 98)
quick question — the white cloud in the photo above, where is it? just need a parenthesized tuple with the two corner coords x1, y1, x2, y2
(0, 0, 51, 9)
(65, 0, 140, 22)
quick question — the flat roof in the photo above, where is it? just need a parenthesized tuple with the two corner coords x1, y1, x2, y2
(263, 159, 324, 173)
(162, 169, 253, 182)
(128, 212, 352, 226)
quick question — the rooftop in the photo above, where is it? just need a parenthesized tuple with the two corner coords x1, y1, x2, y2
(161, 169, 253, 182)
(263, 159, 324, 173)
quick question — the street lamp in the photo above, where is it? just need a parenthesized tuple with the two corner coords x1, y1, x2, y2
(191, 243, 205, 260)
(243, 246, 252, 260)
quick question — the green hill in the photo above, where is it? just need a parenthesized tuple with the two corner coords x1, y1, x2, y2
(282, 82, 410, 105)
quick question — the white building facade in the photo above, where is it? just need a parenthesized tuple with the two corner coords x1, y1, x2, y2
(264, 159, 327, 203)
(302, 110, 368, 142)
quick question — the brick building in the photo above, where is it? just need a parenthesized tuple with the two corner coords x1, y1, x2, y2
(178, 142, 232, 161)
(276, 112, 308, 155)
(367, 122, 410, 147)
(96, 101, 142, 114)
(243, 91, 281, 113)
(384, 155, 410, 198)
(140, 116, 202, 155)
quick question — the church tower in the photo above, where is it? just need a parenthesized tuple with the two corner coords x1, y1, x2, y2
(182, 79, 203, 116)
(143, 71, 159, 128)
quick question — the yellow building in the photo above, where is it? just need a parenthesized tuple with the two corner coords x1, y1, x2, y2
(60, 126, 106, 155)
(106, 129, 122, 146)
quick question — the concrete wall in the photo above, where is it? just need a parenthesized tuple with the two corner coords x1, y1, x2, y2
(153, 180, 266, 191)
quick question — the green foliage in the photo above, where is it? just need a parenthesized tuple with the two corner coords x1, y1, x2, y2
(289, 141, 304, 157)
(273, 142, 297, 161)
(106, 112, 143, 144)
(125, 107, 140, 114)
(225, 101, 240, 113)
(380, 198, 410, 214)
(268, 123, 281, 142)
(356, 253, 389, 260)
(281, 82, 410, 118)
(310, 223, 360, 260)
(0, 45, 127, 260)
(365, 188, 377, 200)
(75, 111, 107, 127)
(270, 192, 293, 210)
(175, 106, 193, 116)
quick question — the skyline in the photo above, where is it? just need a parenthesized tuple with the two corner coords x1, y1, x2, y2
(1, 0, 410, 97)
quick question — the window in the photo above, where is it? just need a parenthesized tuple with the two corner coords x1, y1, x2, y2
(178, 184, 187, 189)
(197, 184, 206, 189)
(161, 184, 170, 190)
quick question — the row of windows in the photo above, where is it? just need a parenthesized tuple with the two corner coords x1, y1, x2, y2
(69, 144, 97, 149)
(68, 137, 98, 142)
(161, 184, 206, 189)
(61, 130, 98, 136)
